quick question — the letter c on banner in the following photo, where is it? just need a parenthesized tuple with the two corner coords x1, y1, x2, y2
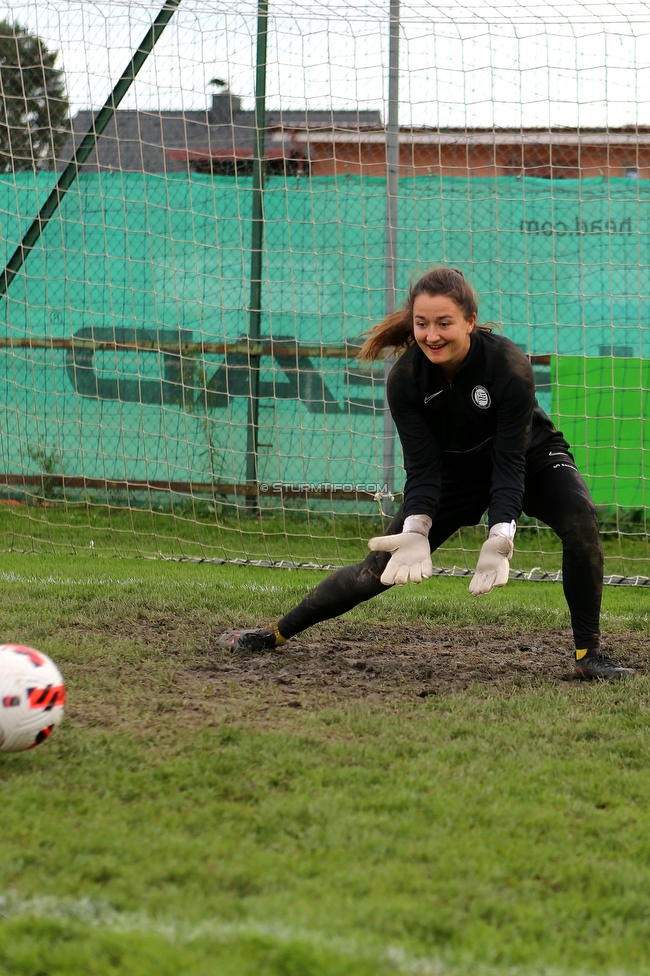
(66, 326, 193, 405)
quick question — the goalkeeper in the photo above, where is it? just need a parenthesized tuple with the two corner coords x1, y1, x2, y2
(220, 267, 632, 679)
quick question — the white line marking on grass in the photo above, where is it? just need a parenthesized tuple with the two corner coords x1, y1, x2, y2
(241, 582, 283, 592)
(0, 895, 434, 973)
(601, 612, 650, 623)
(0, 571, 147, 586)
(0, 572, 210, 589)
(0, 895, 639, 976)
(0, 572, 285, 594)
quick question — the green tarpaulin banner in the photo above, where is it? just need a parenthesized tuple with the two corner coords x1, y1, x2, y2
(552, 357, 650, 509)
(0, 173, 648, 499)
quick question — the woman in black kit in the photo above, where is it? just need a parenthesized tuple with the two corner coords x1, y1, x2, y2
(220, 267, 633, 679)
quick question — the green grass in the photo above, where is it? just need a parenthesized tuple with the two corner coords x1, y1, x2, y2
(2, 502, 650, 577)
(0, 553, 650, 974)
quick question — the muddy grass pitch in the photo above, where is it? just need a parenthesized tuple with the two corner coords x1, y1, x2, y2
(5, 558, 650, 974)
(201, 623, 647, 708)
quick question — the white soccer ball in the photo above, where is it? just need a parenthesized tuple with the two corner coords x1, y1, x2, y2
(0, 644, 65, 753)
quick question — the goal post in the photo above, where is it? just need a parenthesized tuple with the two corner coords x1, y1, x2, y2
(0, 0, 649, 580)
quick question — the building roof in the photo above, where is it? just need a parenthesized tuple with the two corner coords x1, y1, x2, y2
(56, 90, 383, 173)
(56, 89, 650, 175)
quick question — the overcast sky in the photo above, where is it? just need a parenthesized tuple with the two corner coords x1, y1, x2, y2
(5, 0, 650, 127)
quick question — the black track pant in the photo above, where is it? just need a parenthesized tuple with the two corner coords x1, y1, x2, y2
(277, 457, 603, 651)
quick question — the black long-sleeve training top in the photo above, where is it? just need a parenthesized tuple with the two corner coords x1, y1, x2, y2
(387, 329, 565, 526)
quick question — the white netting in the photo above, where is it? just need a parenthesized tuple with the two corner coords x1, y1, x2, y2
(0, 0, 649, 579)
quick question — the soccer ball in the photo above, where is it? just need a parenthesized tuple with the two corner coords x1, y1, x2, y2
(0, 644, 65, 752)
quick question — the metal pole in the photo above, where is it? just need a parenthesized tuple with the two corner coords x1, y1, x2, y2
(0, 0, 182, 300)
(382, 0, 399, 510)
(245, 0, 269, 506)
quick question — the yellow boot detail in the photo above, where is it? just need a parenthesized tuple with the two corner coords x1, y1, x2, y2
(575, 648, 588, 661)
(273, 623, 287, 646)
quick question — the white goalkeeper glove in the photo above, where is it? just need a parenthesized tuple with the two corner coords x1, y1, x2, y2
(468, 521, 516, 596)
(368, 515, 433, 585)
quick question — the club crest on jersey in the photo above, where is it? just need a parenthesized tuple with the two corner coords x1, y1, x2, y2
(471, 385, 491, 409)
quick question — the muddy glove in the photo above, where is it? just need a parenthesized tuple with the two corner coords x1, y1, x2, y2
(368, 515, 433, 585)
(468, 521, 516, 596)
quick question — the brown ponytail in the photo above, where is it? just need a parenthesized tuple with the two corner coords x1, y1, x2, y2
(359, 267, 481, 361)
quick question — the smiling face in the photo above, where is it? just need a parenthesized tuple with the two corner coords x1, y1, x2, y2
(412, 293, 476, 379)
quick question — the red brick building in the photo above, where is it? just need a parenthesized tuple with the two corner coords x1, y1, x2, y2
(273, 125, 650, 179)
(59, 89, 650, 179)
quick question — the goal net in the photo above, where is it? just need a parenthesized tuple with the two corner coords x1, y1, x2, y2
(1, 0, 649, 580)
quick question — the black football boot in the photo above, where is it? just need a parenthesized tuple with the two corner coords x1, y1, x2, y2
(575, 648, 634, 679)
(218, 624, 287, 653)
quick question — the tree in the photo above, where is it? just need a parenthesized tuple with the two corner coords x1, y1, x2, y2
(0, 19, 69, 172)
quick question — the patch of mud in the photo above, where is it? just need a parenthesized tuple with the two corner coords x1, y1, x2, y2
(61, 619, 649, 732)
(191, 624, 648, 706)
